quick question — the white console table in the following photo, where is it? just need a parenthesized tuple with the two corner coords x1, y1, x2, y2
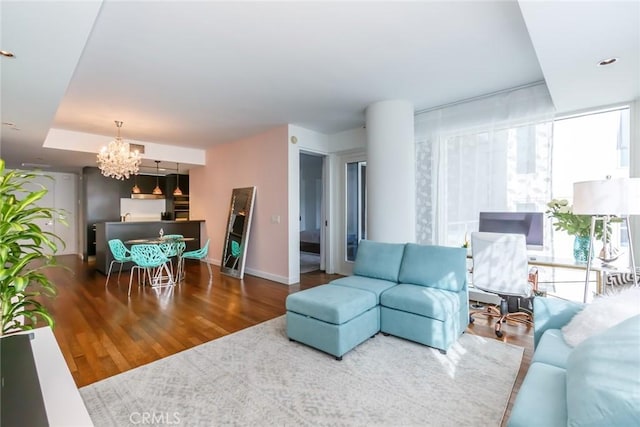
(15, 327, 93, 426)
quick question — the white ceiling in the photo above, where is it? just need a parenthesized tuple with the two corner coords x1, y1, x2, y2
(1, 1, 638, 173)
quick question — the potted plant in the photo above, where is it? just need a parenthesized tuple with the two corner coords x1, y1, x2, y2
(545, 199, 614, 262)
(0, 159, 64, 336)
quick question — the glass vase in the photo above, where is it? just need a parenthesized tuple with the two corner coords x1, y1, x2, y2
(573, 236, 592, 263)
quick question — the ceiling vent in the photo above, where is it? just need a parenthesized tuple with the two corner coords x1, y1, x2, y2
(130, 143, 145, 154)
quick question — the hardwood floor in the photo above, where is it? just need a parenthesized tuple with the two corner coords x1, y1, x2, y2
(42, 255, 532, 425)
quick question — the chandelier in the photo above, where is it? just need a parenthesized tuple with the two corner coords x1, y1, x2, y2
(97, 121, 142, 180)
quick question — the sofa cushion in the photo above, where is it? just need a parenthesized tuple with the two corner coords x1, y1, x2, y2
(398, 243, 467, 291)
(566, 314, 640, 427)
(533, 297, 584, 349)
(561, 286, 640, 347)
(507, 362, 567, 427)
(286, 285, 377, 325)
(353, 240, 406, 282)
(380, 284, 460, 322)
(531, 329, 573, 369)
(330, 275, 397, 301)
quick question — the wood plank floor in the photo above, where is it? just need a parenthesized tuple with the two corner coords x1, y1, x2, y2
(42, 255, 533, 425)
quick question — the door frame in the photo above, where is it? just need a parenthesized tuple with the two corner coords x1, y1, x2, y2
(299, 150, 328, 272)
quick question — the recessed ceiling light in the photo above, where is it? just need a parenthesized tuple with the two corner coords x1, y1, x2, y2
(0, 50, 15, 58)
(597, 57, 618, 66)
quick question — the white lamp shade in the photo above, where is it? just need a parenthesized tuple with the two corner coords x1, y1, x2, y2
(573, 178, 640, 215)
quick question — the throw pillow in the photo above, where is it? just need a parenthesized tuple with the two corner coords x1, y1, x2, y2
(566, 315, 640, 426)
(561, 286, 640, 347)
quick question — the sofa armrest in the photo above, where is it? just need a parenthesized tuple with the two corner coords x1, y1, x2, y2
(533, 297, 584, 349)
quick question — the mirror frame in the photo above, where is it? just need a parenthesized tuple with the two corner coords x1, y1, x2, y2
(220, 186, 256, 279)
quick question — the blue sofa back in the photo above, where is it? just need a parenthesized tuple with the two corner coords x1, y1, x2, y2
(565, 314, 640, 426)
(353, 240, 406, 283)
(398, 243, 467, 292)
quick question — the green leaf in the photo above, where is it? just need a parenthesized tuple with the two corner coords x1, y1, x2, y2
(0, 162, 60, 335)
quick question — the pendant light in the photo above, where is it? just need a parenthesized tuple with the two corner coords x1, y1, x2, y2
(132, 174, 141, 194)
(173, 162, 183, 196)
(152, 160, 163, 195)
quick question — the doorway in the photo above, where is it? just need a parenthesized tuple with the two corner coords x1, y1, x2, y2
(299, 153, 325, 273)
(24, 172, 78, 256)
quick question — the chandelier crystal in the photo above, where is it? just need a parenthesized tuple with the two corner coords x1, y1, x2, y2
(97, 121, 142, 180)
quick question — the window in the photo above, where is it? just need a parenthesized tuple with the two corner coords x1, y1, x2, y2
(415, 82, 555, 246)
(434, 122, 552, 248)
(416, 105, 630, 258)
(551, 107, 630, 256)
(516, 126, 536, 174)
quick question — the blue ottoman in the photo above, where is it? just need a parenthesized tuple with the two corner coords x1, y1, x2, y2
(286, 284, 379, 360)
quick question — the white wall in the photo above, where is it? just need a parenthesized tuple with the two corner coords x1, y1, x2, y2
(290, 124, 330, 153)
(328, 127, 366, 152)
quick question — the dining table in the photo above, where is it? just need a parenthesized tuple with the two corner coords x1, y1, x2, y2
(124, 236, 196, 245)
(124, 236, 196, 283)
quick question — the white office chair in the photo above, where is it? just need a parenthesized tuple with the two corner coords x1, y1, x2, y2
(470, 232, 533, 337)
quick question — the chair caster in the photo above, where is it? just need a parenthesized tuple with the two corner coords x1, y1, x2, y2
(495, 330, 504, 338)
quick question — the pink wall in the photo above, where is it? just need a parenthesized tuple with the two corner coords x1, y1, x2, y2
(190, 126, 290, 281)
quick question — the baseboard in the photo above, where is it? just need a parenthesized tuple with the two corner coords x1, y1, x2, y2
(205, 257, 220, 266)
(201, 258, 294, 285)
(244, 267, 294, 285)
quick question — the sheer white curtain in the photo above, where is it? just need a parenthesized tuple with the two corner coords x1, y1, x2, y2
(415, 83, 555, 247)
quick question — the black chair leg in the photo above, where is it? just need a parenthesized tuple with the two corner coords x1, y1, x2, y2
(495, 318, 504, 338)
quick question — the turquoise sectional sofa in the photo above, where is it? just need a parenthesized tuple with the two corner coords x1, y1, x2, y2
(508, 297, 640, 427)
(286, 240, 468, 359)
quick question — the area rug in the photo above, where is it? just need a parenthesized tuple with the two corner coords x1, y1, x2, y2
(80, 316, 523, 426)
(300, 251, 321, 273)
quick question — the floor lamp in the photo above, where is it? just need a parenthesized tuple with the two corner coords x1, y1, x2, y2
(573, 177, 640, 302)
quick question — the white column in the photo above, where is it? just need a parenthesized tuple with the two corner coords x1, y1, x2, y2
(365, 100, 415, 243)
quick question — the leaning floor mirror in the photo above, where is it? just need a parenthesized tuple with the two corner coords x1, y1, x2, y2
(221, 186, 256, 279)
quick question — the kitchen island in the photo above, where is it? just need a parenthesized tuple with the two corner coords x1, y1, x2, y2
(95, 220, 204, 275)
